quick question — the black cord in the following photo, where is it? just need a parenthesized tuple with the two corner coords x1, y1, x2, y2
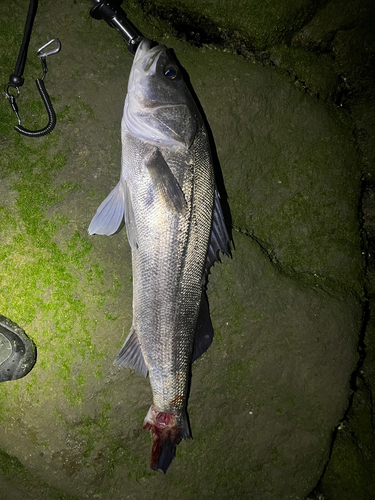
(5, 1, 60, 137)
(14, 79, 56, 137)
(9, 0, 39, 88)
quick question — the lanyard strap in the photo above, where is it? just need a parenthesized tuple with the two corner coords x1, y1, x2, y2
(4, 0, 61, 137)
(9, 0, 39, 88)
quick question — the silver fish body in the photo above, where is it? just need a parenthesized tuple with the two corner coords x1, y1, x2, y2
(89, 39, 230, 472)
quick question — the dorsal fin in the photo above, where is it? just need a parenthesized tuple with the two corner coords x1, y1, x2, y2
(192, 292, 214, 362)
(204, 188, 232, 281)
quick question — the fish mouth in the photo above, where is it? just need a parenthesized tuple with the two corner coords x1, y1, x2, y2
(135, 38, 166, 76)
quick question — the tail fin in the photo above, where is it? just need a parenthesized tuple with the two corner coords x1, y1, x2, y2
(143, 405, 190, 473)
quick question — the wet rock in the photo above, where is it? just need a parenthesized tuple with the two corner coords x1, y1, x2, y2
(0, 0, 368, 499)
(135, 0, 325, 51)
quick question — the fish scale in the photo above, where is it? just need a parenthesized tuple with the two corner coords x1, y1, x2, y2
(88, 39, 230, 472)
(132, 133, 209, 410)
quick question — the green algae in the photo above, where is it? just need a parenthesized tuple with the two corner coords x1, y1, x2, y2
(191, 45, 364, 298)
(58, 97, 95, 124)
(132, 0, 323, 52)
(0, 129, 109, 428)
(86, 264, 104, 285)
(269, 45, 339, 101)
(51, 403, 150, 490)
(321, 378, 375, 500)
(66, 232, 92, 269)
(78, 403, 111, 459)
(0, 449, 80, 500)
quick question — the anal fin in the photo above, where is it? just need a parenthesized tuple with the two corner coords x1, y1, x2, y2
(113, 327, 148, 377)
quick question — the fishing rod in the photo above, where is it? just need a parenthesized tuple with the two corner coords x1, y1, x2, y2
(88, 0, 146, 55)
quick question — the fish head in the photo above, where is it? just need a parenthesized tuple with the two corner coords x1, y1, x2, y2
(124, 38, 200, 151)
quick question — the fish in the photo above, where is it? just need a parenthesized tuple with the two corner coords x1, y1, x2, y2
(88, 38, 231, 473)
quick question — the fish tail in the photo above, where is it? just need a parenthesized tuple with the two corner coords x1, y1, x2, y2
(143, 405, 190, 473)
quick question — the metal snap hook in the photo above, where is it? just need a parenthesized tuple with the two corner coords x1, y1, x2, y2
(4, 83, 21, 125)
(37, 38, 62, 59)
(38, 39, 62, 81)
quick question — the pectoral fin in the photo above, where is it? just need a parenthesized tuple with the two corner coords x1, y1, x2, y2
(144, 149, 187, 214)
(88, 178, 138, 250)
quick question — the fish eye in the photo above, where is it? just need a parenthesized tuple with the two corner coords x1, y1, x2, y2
(164, 67, 178, 80)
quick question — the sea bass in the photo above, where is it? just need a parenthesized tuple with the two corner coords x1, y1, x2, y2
(88, 39, 230, 472)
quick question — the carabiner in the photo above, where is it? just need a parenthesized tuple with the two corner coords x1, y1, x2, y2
(37, 38, 61, 80)
(37, 38, 61, 59)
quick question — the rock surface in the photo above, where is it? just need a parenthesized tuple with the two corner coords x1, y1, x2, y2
(0, 0, 372, 498)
